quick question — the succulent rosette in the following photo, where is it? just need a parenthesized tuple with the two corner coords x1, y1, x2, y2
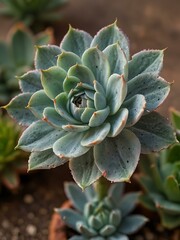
(5, 22, 176, 188)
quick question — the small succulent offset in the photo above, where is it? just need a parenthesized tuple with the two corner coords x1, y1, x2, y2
(56, 182, 148, 240)
(0, 0, 67, 28)
(0, 23, 53, 104)
(138, 109, 180, 229)
(0, 113, 27, 190)
(5, 22, 176, 189)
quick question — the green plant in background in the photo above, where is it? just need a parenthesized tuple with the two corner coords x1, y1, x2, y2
(0, 112, 27, 190)
(138, 108, 180, 229)
(56, 182, 148, 240)
(0, 23, 53, 105)
(0, 0, 68, 29)
(5, 22, 176, 189)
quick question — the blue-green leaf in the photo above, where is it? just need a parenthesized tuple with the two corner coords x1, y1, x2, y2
(19, 70, 42, 93)
(106, 74, 127, 115)
(91, 22, 129, 60)
(94, 129, 141, 182)
(82, 47, 110, 89)
(128, 50, 164, 80)
(17, 121, 65, 151)
(126, 73, 170, 112)
(41, 66, 66, 99)
(89, 106, 110, 127)
(4, 93, 36, 126)
(103, 43, 127, 76)
(28, 149, 67, 171)
(53, 132, 90, 158)
(119, 192, 140, 217)
(60, 26, 93, 57)
(35, 45, 61, 70)
(122, 94, 146, 126)
(63, 76, 80, 93)
(108, 183, 125, 203)
(57, 51, 81, 71)
(28, 90, 53, 119)
(64, 182, 88, 212)
(130, 112, 177, 153)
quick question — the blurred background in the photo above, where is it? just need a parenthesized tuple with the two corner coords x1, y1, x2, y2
(0, 0, 180, 239)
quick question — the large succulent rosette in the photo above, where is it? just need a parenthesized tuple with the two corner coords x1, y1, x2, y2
(5, 22, 176, 188)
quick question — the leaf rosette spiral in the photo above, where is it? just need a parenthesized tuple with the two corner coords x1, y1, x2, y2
(5, 22, 176, 188)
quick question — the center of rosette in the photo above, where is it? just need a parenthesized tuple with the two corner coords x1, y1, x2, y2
(72, 93, 87, 108)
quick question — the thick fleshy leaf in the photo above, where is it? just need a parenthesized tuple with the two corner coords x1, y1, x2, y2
(108, 183, 125, 203)
(28, 90, 53, 118)
(63, 76, 80, 93)
(68, 64, 95, 86)
(126, 73, 170, 112)
(19, 70, 42, 93)
(55, 92, 81, 124)
(103, 43, 127, 76)
(60, 26, 93, 57)
(91, 22, 129, 59)
(77, 223, 97, 237)
(170, 108, 180, 130)
(81, 123, 110, 147)
(62, 124, 89, 132)
(64, 182, 87, 212)
(69, 150, 101, 189)
(28, 149, 67, 171)
(119, 215, 148, 234)
(53, 132, 90, 158)
(17, 121, 65, 151)
(43, 107, 68, 128)
(128, 50, 164, 80)
(158, 209, 180, 229)
(56, 208, 83, 231)
(57, 51, 81, 71)
(94, 129, 141, 182)
(108, 108, 128, 137)
(122, 94, 146, 126)
(81, 108, 96, 123)
(108, 234, 129, 240)
(82, 47, 110, 89)
(130, 112, 177, 153)
(35, 45, 61, 70)
(4, 93, 36, 126)
(100, 225, 116, 236)
(1, 168, 19, 190)
(94, 92, 107, 110)
(164, 176, 180, 202)
(69, 236, 84, 240)
(106, 74, 127, 115)
(89, 106, 110, 127)
(41, 66, 66, 99)
(119, 192, 140, 217)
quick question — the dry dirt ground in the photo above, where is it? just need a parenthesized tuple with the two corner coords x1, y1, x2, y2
(0, 0, 180, 239)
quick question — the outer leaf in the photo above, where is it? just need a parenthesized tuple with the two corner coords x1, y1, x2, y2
(57, 51, 81, 71)
(108, 234, 129, 240)
(94, 129, 141, 182)
(128, 50, 164, 80)
(82, 47, 110, 89)
(130, 112, 177, 153)
(119, 215, 148, 234)
(53, 132, 90, 158)
(4, 93, 36, 126)
(28, 90, 53, 118)
(106, 74, 127, 115)
(108, 183, 125, 203)
(64, 182, 88, 212)
(17, 120, 65, 151)
(103, 43, 127, 76)
(158, 209, 180, 229)
(69, 149, 101, 189)
(126, 73, 170, 112)
(19, 70, 42, 93)
(119, 192, 140, 217)
(43, 107, 68, 128)
(91, 22, 129, 60)
(164, 176, 180, 202)
(35, 45, 61, 70)
(60, 26, 93, 57)
(170, 108, 180, 130)
(1, 168, 19, 190)
(28, 149, 67, 171)
(41, 66, 66, 99)
(55, 208, 83, 231)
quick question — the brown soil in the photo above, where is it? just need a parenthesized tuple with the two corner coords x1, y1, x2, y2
(0, 0, 180, 240)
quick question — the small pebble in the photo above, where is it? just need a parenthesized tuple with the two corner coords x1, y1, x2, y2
(23, 194, 34, 204)
(26, 224, 37, 236)
(39, 208, 47, 215)
(27, 212, 35, 219)
(2, 220, 10, 229)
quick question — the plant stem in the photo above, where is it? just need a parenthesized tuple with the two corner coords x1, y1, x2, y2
(94, 177, 110, 201)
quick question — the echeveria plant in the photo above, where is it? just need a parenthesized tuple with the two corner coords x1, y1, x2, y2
(56, 182, 148, 240)
(138, 108, 180, 229)
(0, 0, 67, 28)
(5, 22, 176, 189)
(0, 23, 53, 104)
(0, 113, 27, 190)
